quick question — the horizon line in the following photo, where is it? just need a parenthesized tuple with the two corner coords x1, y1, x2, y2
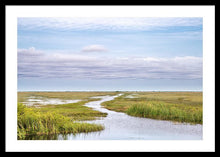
(17, 90, 203, 92)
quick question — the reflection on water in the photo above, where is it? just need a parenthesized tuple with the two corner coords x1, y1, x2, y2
(24, 132, 103, 140)
(25, 94, 202, 140)
(25, 134, 62, 140)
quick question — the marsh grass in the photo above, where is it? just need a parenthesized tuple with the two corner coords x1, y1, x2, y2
(17, 91, 118, 102)
(17, 91, 203, 139)
(38, 100, 107, 121)
(17, 103, 104, 139)
(102, 92, 202, 124)
(126, 102, 202, 124)
(17, 92, 117, 139)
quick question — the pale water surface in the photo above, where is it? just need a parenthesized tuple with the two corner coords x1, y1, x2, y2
(23, 97, 81, 106)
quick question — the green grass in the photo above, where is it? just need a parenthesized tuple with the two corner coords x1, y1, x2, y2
(101, 92, 203, 124)
(17, 92, 119, 139)
(17, 103, 104, 139)
(126, 102, 202, 124)
(37, 100, 107, 121)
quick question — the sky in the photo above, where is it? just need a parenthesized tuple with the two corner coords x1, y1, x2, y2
(17, 17, 203, 91)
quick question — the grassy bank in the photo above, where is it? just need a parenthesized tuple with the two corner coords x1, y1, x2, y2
(17, 92, 118, 139)
(17, 103, 104, 139)
(17, 91, 118, 102)
(101, 92, 202, 124)
(37, 100, 107, 121)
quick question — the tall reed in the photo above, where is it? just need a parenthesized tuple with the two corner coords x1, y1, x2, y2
(17, 103, 104, 139)
(126, 102, 202, 124)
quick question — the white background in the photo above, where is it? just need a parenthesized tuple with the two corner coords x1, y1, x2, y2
(6, 5, 215, 152)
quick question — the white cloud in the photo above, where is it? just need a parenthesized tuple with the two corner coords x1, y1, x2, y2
(18, 17, 202, 32)
(81, 45, 108, 52)
(17, 47, 44, 58)
(18, 47, 202, 80)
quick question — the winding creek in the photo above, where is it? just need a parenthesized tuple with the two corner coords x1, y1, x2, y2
(60, 94, 202, 140)
(25, 94, 202, 140)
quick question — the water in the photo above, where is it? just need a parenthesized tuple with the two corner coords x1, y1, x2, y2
(22, 97, 81, 106)
(25, 94, 202, 140)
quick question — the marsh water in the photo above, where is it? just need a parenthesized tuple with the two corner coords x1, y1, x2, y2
(25, 94, 202, 140)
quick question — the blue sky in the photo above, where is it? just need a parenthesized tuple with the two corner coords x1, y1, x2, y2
(17, 17, 203, 91)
